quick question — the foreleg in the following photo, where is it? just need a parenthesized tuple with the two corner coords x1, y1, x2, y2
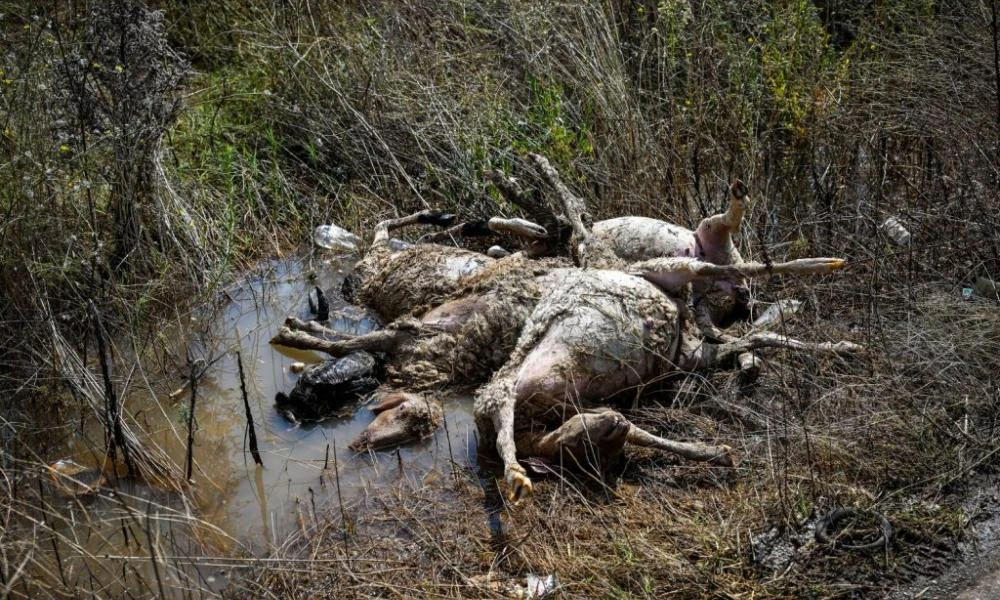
(626, 423, 737, 466)
(270, 319, 422, 356)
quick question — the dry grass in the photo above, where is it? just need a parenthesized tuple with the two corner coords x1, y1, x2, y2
(231, 278, 1000, 599)
(1, 0, 999, 598)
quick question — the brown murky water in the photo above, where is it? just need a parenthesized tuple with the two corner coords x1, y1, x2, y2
(175, 257, 480, 545)
(43, 257, 481, 595)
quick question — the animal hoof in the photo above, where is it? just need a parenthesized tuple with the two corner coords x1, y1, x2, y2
(730, 179, 749, 199)
(506, 466, 534, 503)
(418, 210, 458, 227)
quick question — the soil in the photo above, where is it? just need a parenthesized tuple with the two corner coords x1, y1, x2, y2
(891, 473, 1000, 599)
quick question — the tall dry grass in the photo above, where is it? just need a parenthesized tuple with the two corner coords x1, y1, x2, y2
(1, 0, 998, 597)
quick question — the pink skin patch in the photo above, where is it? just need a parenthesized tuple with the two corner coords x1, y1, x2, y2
(513, 337, 645, 413)
(420, 296, 489, 333)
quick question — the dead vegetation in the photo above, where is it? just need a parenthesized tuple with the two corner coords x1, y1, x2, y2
(1, 0, 999, 598)
(232, 277, 999, 599)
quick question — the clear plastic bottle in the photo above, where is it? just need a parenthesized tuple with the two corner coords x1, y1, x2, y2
(753, 299, 803, 329)
(313, 223, 362, 253)
(880, 217, 911, 246)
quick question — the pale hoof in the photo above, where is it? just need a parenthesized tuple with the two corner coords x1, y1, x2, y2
(506, 465, 534, 503)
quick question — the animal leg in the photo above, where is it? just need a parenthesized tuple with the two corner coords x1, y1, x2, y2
(416, 217, 548, 245)
(626, 423, 738, 466)
(487, 217, 548, 240)
(693, 180, 749, 264)
(695, 331, 863, 370)
(372, 209, 457, 246)
(270, 318, 422, 356)
(524, 410, 631, 469)
(485, 168, 561, 229)
(479, 375, 533, 502)
(531, 153, 589, 240)
(631, 256, 847, 294)
(416, 220, 492, 244)
(285, 315, 348, 337)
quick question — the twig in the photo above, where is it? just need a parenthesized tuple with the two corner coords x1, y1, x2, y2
(145, 501, 166, 599)
(88, 300, 134, 477)
(236, 350, 263, 467)
(184, 355, 199, 482)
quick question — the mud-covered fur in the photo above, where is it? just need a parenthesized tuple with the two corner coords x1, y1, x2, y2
(382, 255, 569, 390)
(354, 244, 492, 321)
(275, 351, 379, 423)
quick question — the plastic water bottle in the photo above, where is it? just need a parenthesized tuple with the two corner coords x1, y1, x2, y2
(880, 217, 911, 246)
(753, 299, 803, 329)
(313, 224, 361, 253)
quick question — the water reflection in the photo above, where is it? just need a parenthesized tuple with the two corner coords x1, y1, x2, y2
(179, 257, 480, 548)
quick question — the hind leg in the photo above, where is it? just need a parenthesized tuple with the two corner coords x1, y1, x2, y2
(626, 422, 737, 466)
(372, 209, 456, 246)
(521, 410, 631, 474)
(526, 410, 737, 469)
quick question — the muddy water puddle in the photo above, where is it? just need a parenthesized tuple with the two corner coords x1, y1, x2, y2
(54, 257, 481, 561)
(174, 257, 482, 548)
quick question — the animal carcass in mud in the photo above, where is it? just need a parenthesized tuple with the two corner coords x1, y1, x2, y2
(343, 209, 550, 322)
(473, 257, 862, 500)
(471, 157, 862, 499)
(276, 176, 855, 477)
(276, 157, 798, 448)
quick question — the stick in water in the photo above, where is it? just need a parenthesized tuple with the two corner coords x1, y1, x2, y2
(236, 350, 263, 467)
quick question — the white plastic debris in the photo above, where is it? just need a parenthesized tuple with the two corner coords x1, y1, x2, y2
(880, 217, 911, 246)
(523, 574, 558, 599)
(753, 299, 803, 329)
(313, 224, 361, 253)
(387, 238, 412, 251)
(487, 245, 511, 258)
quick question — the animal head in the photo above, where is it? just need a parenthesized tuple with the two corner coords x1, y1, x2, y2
(350, 392, 443, 452)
